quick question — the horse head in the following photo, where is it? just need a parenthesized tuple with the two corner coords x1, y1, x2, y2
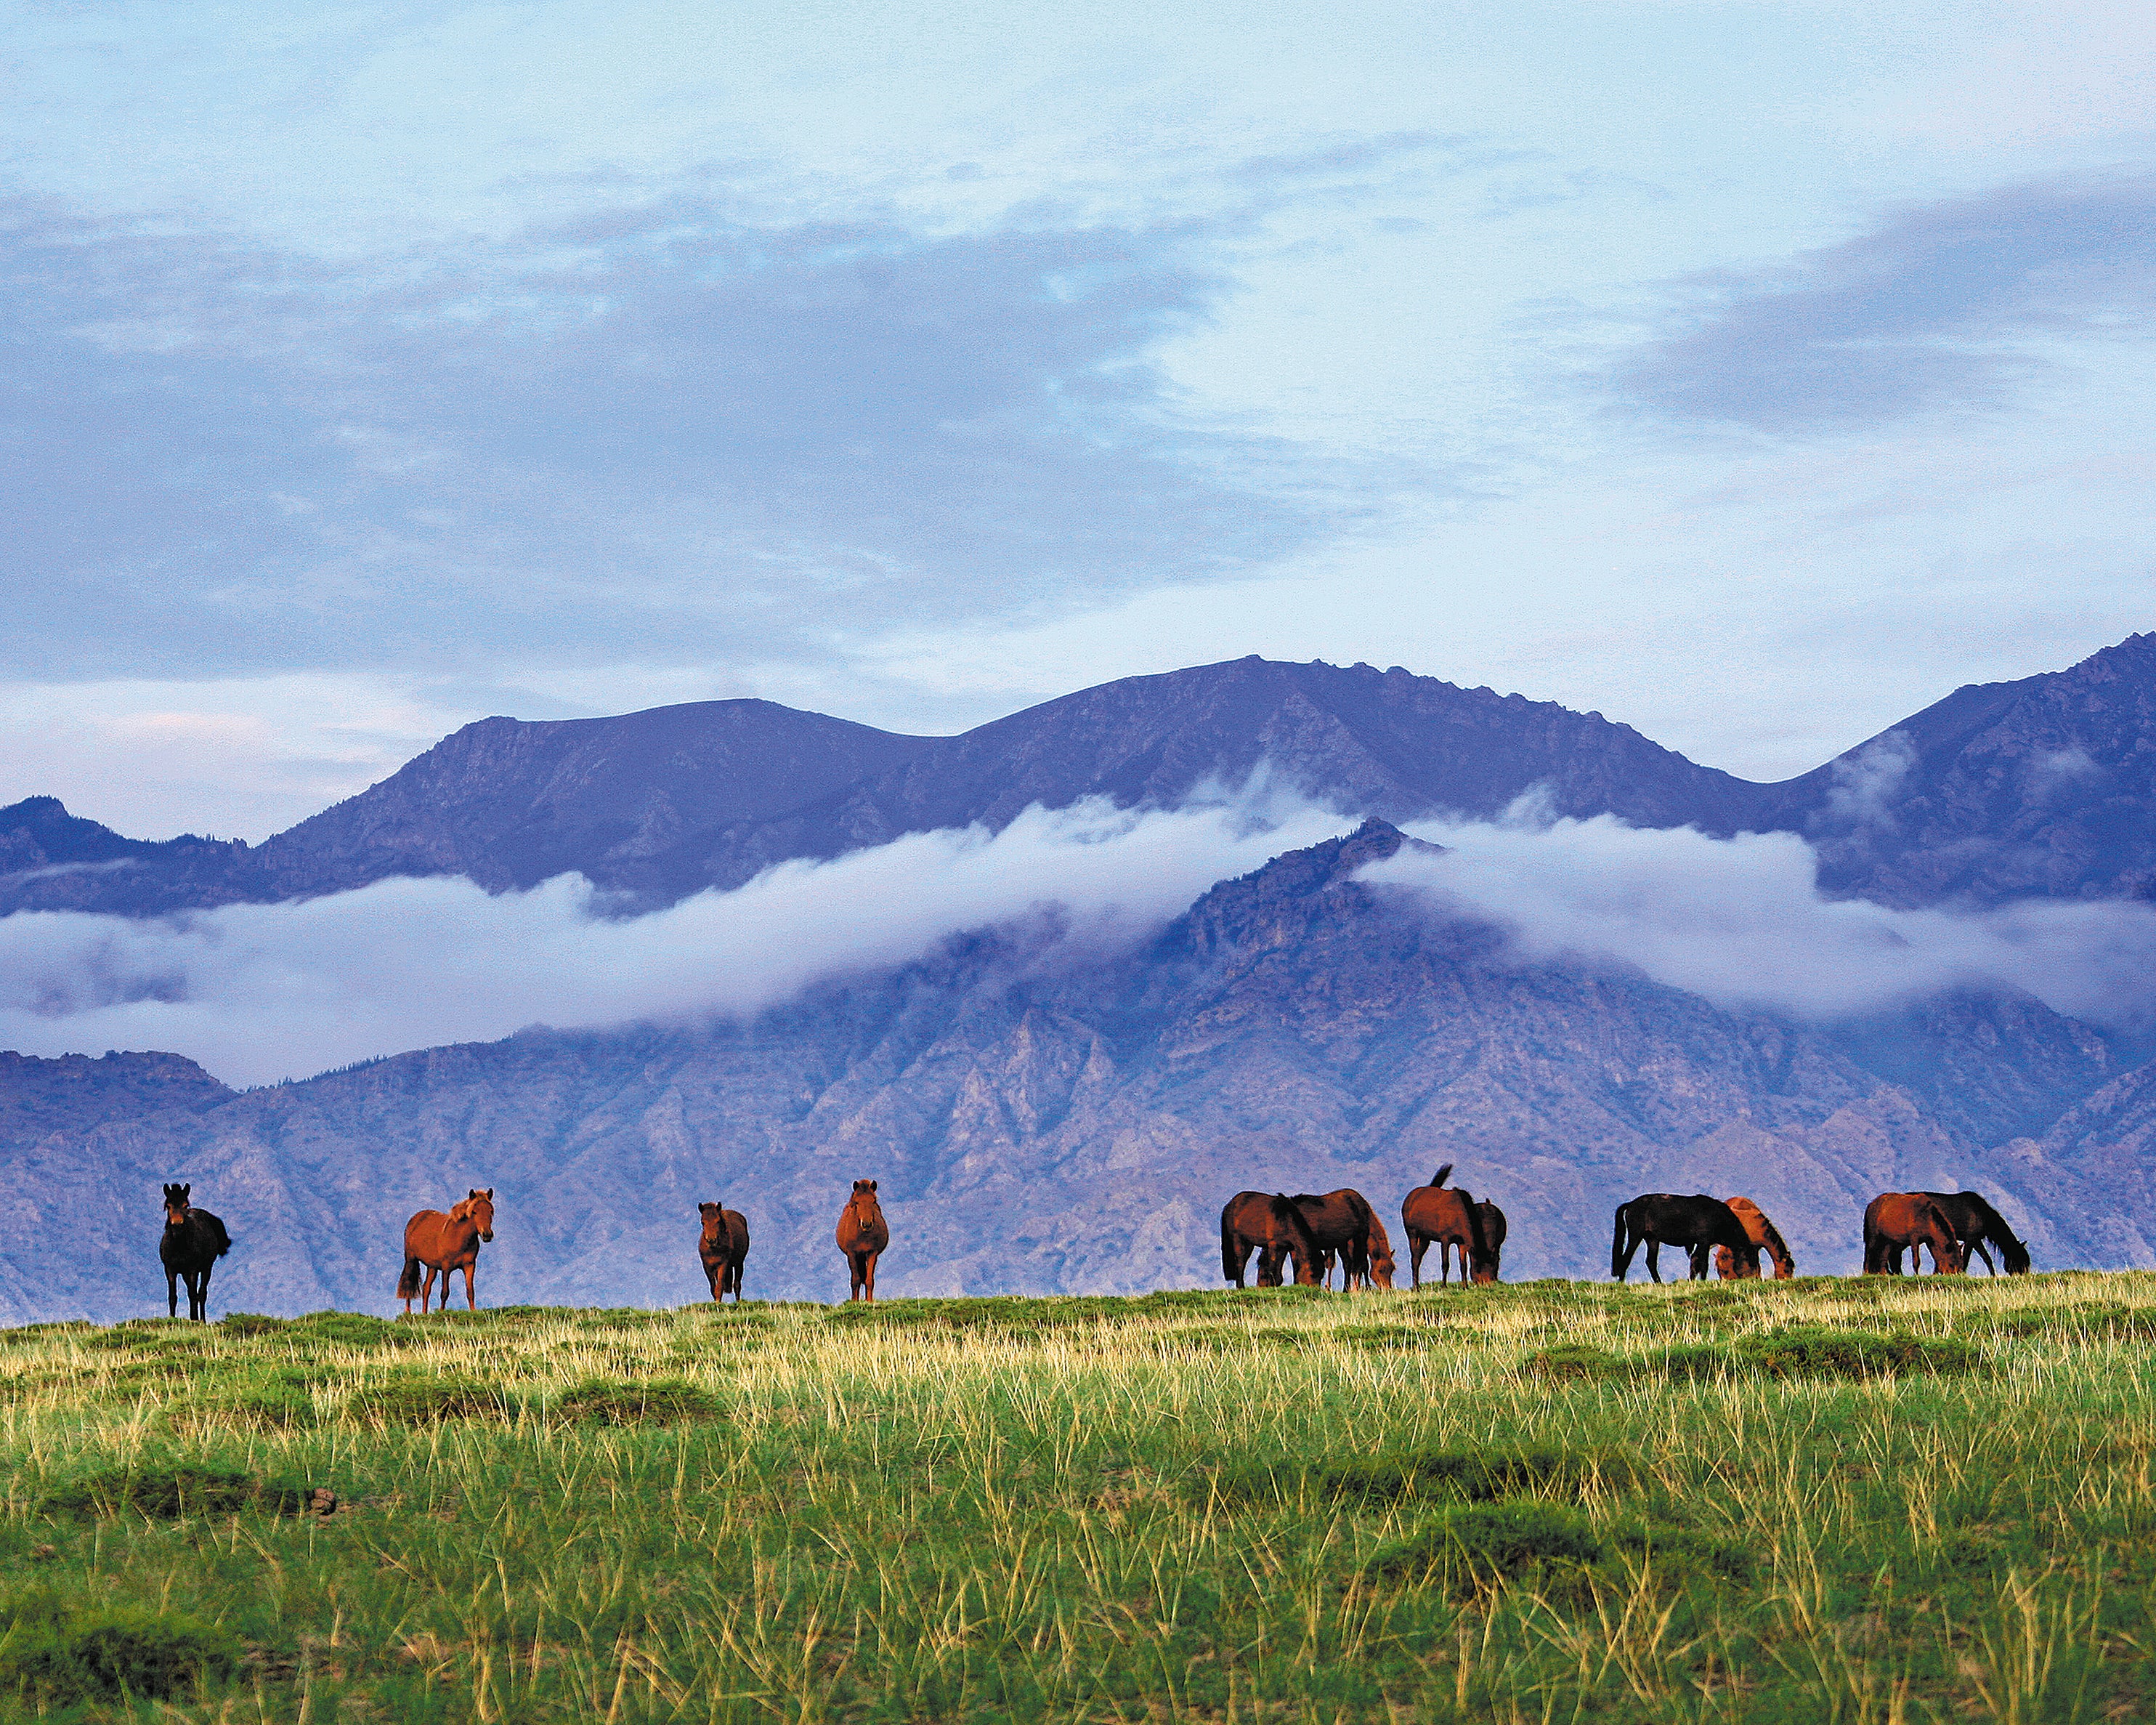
(161, 1182, 192, 1227)
(698, 1200, 726, 1241)
(849, 1179, 883, 1224)
(460, 1187, 496, 1243)
(1365, 1236, 1396, 1290)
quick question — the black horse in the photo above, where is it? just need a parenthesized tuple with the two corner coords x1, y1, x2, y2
(160, 1183, 231, 1320)
(1920, 1191, 2031, 1274)
(1612, 1193, 1757, 1283)
(1475, 1199, 1507, 1280)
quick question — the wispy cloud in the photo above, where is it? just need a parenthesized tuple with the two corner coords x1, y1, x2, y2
(1616, 174, 2156, 432)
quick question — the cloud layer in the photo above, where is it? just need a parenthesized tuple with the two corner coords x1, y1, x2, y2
(0, 796, 1349, 1086)
(1374, 809, 2156, 1027)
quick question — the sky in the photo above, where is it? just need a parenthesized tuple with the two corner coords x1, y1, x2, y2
(1, 0, 2152, 841)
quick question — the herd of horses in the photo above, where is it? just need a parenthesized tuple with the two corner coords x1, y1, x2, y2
(148, 1164, 2030, 1322)
(1219, 1166, 2033, 1289)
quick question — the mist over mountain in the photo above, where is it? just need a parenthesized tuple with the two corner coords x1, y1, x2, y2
(6, 637, 2156, 1319)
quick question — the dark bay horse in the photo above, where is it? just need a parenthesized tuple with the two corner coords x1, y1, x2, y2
(1472, 1199, 1507, 1282)
(1711, 1196, 1797, 1280)
(1613, 1194, 1757, 1282)
(1220, 1192, 1321, 1288)
(1292, 1189, 1379, 1289)
(397, 1189, 495, 1314)
(697, 1201, 750, 1302)
(1863, 1193, 1967, 1275)
(1921, 1191, 2030, 1274)
(837, 1179, 890, 1302)
(1402, 1166, 1494, 1287)
(159, 1184, 230, 1321)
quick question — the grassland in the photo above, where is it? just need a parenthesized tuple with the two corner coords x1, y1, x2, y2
(2, 1274, 2156, 1722)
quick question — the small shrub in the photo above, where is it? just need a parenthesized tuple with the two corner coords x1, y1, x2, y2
(1369, 1502, 1606, 1598)
(1608, 1519, 1755, 1584)
(46, 1465, 309, 1520)
(1730, 1326, 1981, 1379)
(550, 1377, 723, 1426)
(218, 1314, 291, 1338)
(356, 1376, 508, 1423)
(1522, 1344, 1632, 1382)
(292, 1312, 404, 1348)
(1320, 1447, 1634, 1505)
(0, 1591, 240, 1703)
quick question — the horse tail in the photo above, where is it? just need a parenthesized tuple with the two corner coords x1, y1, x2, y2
(1611, 1203, 1634, 1280)
(1220, 1206, 1241, 1284)
(1431, 1163, 1454, 1189)
(201, 1213, 232, 1258)
(397, 1258, 423, 1299)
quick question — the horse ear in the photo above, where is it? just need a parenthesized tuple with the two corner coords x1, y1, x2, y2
(869, 1180, 878, 1191)
(180, 1184, 190, 1200)
(484, 1187, 494, 1198)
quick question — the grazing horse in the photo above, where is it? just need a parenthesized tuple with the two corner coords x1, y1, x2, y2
(1363, 1210, 1398, 1290)
(1402, 1166, 1495, 1288)
(1863, 1193, 1968, 1275)
(697, 1201, 750, 1303)
(1220, 1192, 1323, 1288)
(158, 1184, 230, 1321)
(837, 1179, 890, 1302)
(1470, 1199, 1507, 1283)
(1921, 1191, 2030, 1275)
(1291, 1189, 1379, 1289)
(1612, 1194, 1757, 1283)
(1711, 1196, 1797, 1280)
(397, 1189, 495, 1314)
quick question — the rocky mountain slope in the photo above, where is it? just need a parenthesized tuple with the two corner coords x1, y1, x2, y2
(1, 823, 2124, 1322)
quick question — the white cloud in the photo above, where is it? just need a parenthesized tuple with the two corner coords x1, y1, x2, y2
(1372, 804, 2156, 1025)
(0, 792, 1348, 1087)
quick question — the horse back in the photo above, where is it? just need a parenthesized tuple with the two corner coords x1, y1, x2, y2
(404, 1208, 478, 1267)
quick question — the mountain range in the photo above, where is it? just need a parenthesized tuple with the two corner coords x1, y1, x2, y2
(4, 634, 2156, 1317)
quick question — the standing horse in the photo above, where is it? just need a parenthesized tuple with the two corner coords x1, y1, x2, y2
(1863, 1193, 1967, 1275)
(1470, 1199, 1507, 1283)
(1711, 1196, 1797, 1280)
(159, 1184, 230, 1321)
(397, 1189, 495, 1314)
(1291, 1189, 1378, 1289)
(1402, 1166, 1494, 1288)
(1220, 1192, 1322, 1288)
(1921, 1191, 2030, 1274)
(697, 1201, 751, 1302)
(1612, 1194, 1757, 1282)
(837, 1179, 890, 1302)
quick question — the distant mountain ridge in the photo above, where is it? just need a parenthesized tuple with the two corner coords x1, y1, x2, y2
(10, 638, 2156, 919)
(0, 821, 2141, 1322)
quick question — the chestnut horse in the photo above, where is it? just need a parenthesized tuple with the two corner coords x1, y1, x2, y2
(1863, 1193, 1967, 1275)
(1402, 1165, 1494, 1288)
(159, 1183, 230, 1321)
(837, 1179, 890, 1301)
(697, 1201, 750, 1302)
(397, 1189, 495, 1314)
(1220, 1192, 1322, 1288)
(1613, 1193, 1756, 1282)
(1711, 1196, 1796, 1280)
(1921, 1191, 2030, 1275)
(1292, 1189, 1380, 1289)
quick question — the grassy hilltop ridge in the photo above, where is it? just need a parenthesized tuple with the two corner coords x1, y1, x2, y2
(0, 1277, 2154, 1720)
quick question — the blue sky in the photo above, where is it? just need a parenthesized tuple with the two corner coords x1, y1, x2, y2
(1, 0, 2152, 838)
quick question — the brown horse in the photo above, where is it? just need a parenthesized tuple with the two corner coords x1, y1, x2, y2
(1864, 1193, 1968, 1275)
(159, 1183, 230, 1321)
(397, 1188, 495, 1314)
(1292, 1189, 1381, 1289)
(837, 1179, 890, 1301)
(1220, 1191, 1322, 1287)
(1402, 1165, 1494, 1287)
(1711, 1196, 1797, 1280)
(697, 1201, 750, 1303)
(1364, 1209, 1398, 1290)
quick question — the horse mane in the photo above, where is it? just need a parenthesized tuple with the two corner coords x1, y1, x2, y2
(1961, 1192, 2033, 1271)
(1459, 1184, 1488, 1264)
(1268, 1193, 1321, 1261)
(1754, 1212, 1792, 1272)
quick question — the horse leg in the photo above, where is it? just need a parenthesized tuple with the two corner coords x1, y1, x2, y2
(193, 1264, 211, 1320)
(1971, 1240, 1997, 1274)
(1645, 1239, 1663, 1284)
(462, 1261, 477, 1312)
(1687, 1244, 1709, 1281)
(864, 1250, 878, 1304)
(1409, 1234, 1429, 1290)
(423, 1265, 439, 1314)
(166, 1268, 179, 1320)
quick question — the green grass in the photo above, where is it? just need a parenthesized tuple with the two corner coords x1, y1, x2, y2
(0, 1274, 2152, 1719)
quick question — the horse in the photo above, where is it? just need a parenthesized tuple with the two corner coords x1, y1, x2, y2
(397, 1189, 495, 1314)
(1470, 1199, 1507, 1283)
(837, 1179, 890, 1302)
(1401, 1165, 1495, 1287)
(697, 1201, 750, 1302)
(1863, 1193, 1968, 1275)
(1612, 1193, 1757, 1283)
(1920, 1191, 2030, 1274)
(1363, 1209, 1398, 1290)
(1220, 1191, 1322, 1288)
(158, 1183, 230, 1321)
(1710, 1196, 1796, 1280)
(1290, 1189, 1379, 1289)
